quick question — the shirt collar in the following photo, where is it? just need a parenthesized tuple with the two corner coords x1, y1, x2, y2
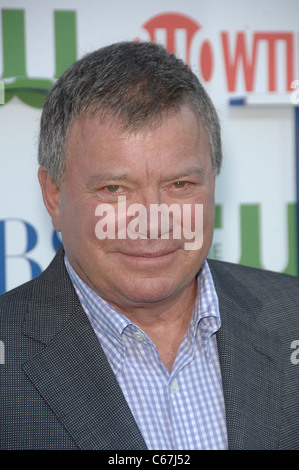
(64, 256, 140, 373)
(64, 255, 132, 335)
(65, 256, 221, 367)
(189, 261, 221, 358)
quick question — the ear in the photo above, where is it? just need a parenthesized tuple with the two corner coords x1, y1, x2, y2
(38, 167, 62, 231)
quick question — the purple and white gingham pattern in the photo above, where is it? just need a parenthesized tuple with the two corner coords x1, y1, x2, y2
(65, 257, 228, 450)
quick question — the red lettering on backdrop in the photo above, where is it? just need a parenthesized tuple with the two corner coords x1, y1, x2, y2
(200, 40, 213, 82)
(221, 31, 294, 92)
(140, 12, 295, 93)
(221, 32, 257, 92)
(254, 32, 294, 91)
(141, 12, 214, 81)
(142, 12, 200, 66)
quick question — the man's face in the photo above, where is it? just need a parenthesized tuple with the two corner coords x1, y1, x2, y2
(50, 105, 215, 313)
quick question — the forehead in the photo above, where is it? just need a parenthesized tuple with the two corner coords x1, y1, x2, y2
(69, 104, 206, 143)
(65, 104, 211, 175)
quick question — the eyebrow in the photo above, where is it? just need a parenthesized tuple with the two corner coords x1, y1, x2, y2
(86, 166, 206, 191)
(165, 166, 206, 182)
(86, 172, 135, 191)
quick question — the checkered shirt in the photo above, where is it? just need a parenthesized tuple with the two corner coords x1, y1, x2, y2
(65, 257, 228, 450)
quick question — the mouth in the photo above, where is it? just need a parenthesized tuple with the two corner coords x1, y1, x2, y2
(120, 247, 178, 257)
(116, 248, 179, 265)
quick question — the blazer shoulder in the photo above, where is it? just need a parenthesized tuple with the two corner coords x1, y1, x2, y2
(207, 258, 299, 330)
(0, 246, 66, 323)
(0, 277, 36, 323)
(208, 258, 299, 288)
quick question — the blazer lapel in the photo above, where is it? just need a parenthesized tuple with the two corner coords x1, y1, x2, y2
(21, 248, 147, 450)
(210, 260, 284, 450)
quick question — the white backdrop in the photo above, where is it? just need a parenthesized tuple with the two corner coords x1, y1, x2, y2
(0, 0, 298, 293)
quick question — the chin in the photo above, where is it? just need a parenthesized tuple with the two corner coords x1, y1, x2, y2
(120, 276, 185, 305)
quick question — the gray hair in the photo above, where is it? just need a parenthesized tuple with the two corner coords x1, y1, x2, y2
(38, 41, 222, 186)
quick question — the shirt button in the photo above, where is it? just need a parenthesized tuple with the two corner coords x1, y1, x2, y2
(170, 379, 178, 393)
(134, 331, 145, 342)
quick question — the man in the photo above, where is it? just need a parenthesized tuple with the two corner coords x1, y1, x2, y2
(1, 41, 299, 450)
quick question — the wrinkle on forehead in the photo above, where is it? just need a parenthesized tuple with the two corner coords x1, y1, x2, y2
(65, 104, 212, 183)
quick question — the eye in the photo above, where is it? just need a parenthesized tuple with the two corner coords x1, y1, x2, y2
(172, 181, 189, 189)
(105, 185, 122, 193)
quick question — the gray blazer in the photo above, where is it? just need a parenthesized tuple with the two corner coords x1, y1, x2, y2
(1, 246, 299, 450)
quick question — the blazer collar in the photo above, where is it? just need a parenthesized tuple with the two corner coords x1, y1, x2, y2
(209, 260, 284, 450)
(21, 247, 147, 450)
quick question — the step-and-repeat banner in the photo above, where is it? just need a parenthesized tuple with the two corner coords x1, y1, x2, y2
(0, 0, 298, 293)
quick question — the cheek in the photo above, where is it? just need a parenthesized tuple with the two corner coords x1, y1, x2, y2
(203, 198, 215, 240)
(181, 191, 214, 230)
(59, 194, 98, 241)
(180, 193, 214, 251)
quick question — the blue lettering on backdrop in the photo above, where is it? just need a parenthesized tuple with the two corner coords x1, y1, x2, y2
(52, 230, 62, 252)
(0, 219, 61, 294)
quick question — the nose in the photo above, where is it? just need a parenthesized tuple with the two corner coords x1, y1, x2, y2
(128, 188, 175, 240)
(141, 188, 162, 239)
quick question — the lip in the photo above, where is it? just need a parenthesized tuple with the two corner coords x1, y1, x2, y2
(115, 249, 179, 264)
(119, 249, 177, 258)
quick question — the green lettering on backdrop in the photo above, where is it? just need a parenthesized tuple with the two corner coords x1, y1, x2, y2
(2, 9, 26, 77)
(239, 205, 261, 269)
(1, 9, 77, 108)
(239, 203, 297, 275)
(210, 203, 297, 276)
(215, 205, 222, 229)
(54, 11, 77, 78)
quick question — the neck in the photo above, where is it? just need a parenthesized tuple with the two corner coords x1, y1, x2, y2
(112, 278, 198, 372)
